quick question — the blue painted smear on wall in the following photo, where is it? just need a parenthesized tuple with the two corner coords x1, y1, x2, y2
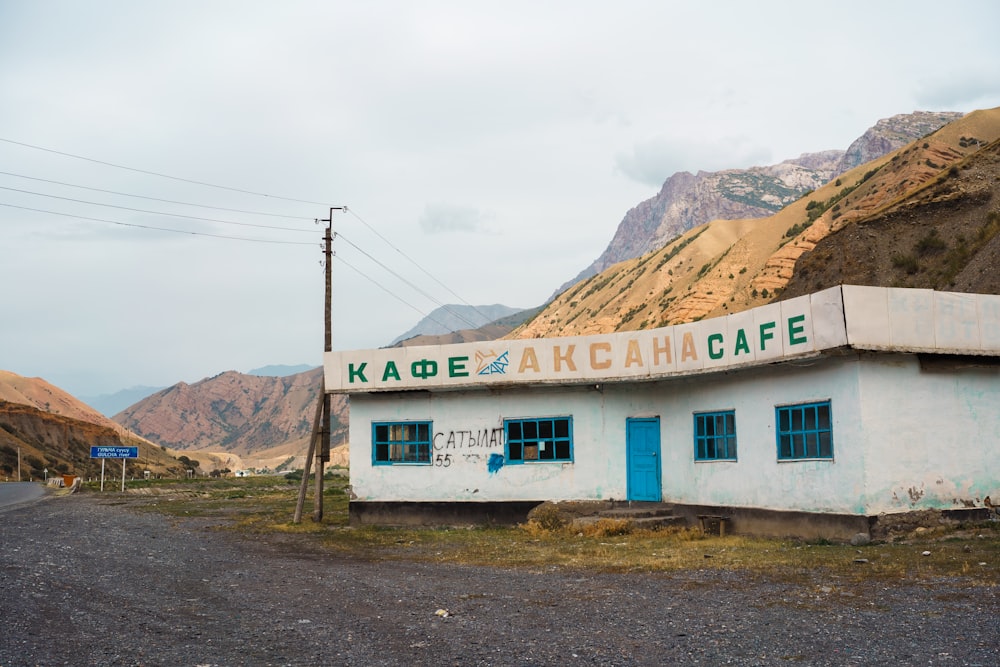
(487, 453, 505, 474)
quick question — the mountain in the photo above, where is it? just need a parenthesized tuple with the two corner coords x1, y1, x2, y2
(80, 385, 167, 417)
(1, 369, 129, 432)
(512, 107, 1000, 340)
(0, 371, 184, 479)
(393, 307, 541, 348)
(113, 367, 348, 469)
(390, 304, 524, 346)
(247, 364, 317, 377)
(558, 111, 963, 295)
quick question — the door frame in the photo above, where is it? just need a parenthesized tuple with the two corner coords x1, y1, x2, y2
(626, 416, 661, 502)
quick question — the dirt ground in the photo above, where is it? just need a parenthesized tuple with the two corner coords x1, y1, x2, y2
(2, 493, 998, 667)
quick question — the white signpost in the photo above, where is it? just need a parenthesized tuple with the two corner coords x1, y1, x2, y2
(90, 446, 139, 492)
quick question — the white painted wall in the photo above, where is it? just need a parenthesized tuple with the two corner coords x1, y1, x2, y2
(856, 354, 1000, 513)
(349, 353, 999, 516)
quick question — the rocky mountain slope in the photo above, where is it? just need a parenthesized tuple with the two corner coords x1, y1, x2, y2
(113, 367, 348, 469)
(560, 111, 963, 294)
(513, 107, 1000, 340)
(0, 400, 183, 480)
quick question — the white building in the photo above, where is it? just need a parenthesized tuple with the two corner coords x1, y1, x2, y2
(325, 286, 1000, 538)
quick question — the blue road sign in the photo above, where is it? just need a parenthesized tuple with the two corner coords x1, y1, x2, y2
(90, 446, 139, 459)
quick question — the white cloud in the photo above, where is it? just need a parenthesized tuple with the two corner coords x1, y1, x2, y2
(418, 203, 492, 234)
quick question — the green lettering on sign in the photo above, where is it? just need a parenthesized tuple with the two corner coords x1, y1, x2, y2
(349, 363, 368, 383)
(707, 333, 724, 360)
(382, 361, 401, 382)
(788, 314, 808, 345)
(411, 359, 438, 379)
(734, 328, 750, 355)
(759, 321, 776, 351)
(449, 356, 469, 378)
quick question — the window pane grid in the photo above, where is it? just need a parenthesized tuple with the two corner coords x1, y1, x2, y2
(775, 401, 833, 460)
(504, 417, 573, 464)
(372, 421, 432, 465)
(694, 411, 737, 461)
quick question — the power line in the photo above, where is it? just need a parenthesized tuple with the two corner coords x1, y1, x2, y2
(334, 231, 483, 330)
(0, 136, 330, 206)
(0, 185, 317, 233)
(0, 170, 314, 220)
(346, 207, 496, 324)
(0, 202, 317, 245)
(335, 255, 455, 334)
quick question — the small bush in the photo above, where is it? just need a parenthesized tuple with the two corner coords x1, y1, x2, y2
(892, 254, 919, 274)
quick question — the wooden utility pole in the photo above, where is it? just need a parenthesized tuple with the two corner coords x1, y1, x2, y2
(293, 206, 343, 523)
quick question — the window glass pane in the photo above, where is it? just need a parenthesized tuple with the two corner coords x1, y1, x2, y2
(539, 420, 553, 438)
(375, 424, 388, 442)
(806, 433, 818, 457)
(509, 442, 523, 460)
(779, 435, 791, 458)
(725, 413, 734, 434)
(779, 410, 790, 432)
(555, 441, 570, 459)
(375, 443, 388, 461)
(793, 434, 805, 458)
(706, 438, 717, 459)
(523, 421, 538, 439)
(508, 422, 521, 440)
(727, 436, 737, 459)
(538, 441, 553, 460)
(819, 432, 832, 458)
(555, 419, 569, 437)
(390, 444, 402, 461)
(417, 423, 429, 441)
(818, 404, 831, 429)
(390, 424, 402, 441)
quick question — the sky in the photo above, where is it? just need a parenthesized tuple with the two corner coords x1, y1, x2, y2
(1, 1, 999, 398)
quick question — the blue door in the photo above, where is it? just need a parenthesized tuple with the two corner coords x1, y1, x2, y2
(627, 417, 661, 502)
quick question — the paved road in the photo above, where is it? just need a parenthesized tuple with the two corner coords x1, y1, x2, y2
(0, 481, 45, 510)
(1, 494, 998, 666)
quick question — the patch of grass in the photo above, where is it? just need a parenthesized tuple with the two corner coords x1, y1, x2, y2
(117, 479, 1000, 586)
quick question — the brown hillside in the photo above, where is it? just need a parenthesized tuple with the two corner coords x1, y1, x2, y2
(511, 107, 1000, 340)
(115, 367, 348, 468)
(0, 400, 180, 480)
(0, 369, 127, 434)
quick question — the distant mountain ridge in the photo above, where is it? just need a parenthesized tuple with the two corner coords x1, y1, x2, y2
(559, 111, 963, 294)
(390, 304, 524, 345)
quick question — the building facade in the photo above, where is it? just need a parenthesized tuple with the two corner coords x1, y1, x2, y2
(326, 286, 1000, 538)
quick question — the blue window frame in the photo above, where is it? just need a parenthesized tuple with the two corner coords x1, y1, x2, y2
(694, 410, 737, 461)
(372, 421, 432, 465)
(776, 401, 833, 460)
(504, 417, 573, 463)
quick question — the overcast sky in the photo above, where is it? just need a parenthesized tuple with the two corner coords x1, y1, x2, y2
(1, 1, 998, 398)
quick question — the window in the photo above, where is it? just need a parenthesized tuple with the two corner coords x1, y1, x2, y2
(504, 417, 573, 463)
(776, 401, 833, 460)
(372, 421, 432, 465)
(694, 410, 737, 461)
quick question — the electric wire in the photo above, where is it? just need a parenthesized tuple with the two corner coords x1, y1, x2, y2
(346, 207, 497, 325)
(334, 231, 483, 330)
(0, 137, 330, 206)
(0, 185, 317, 233)
(0, 202, 317, 245)
(3, 137, 498, 335)
(0, 170, 314, 220)
(335, 254, 455, 334)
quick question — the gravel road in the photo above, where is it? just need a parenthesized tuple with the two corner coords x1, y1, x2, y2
(1, 491, 997, 667)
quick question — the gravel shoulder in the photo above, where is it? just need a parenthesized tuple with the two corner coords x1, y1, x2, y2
(1, 492, 998, 667)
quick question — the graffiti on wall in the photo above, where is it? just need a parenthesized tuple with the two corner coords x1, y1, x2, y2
(432, 427, 506, 472)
